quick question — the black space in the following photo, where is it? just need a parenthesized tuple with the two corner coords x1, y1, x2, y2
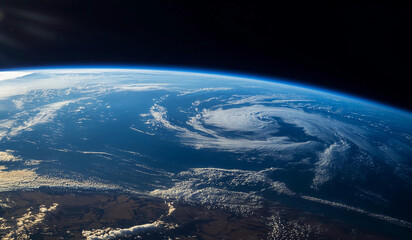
(0, 1, 410, 111)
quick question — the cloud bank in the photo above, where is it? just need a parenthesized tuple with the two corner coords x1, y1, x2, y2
(0, 203, 58, 240)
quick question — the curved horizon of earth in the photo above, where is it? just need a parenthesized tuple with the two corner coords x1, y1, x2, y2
(0, 67, 411, 239)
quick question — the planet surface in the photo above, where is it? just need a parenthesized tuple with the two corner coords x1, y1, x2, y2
(0, 68, 411, 239)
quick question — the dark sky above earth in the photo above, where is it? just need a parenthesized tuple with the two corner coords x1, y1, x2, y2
(0, 1, 410, 111)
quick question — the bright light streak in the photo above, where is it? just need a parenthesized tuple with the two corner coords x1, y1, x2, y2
(0, 71, 32, 81)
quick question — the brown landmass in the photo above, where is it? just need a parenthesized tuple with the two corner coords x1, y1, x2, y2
(0, 191, 398, 239)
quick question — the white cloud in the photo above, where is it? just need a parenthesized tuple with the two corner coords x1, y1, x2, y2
(149, 104, 181, 131)
(0, 150, 21, 162)
(115, 83, 170, 92)
(1, 203, 58, 240)
(77, 151, 114, 156)
(0, 168, 120, 192)
(82, 201, 178, 240)
(12, 99, 25, 109)
(167, 202, 176, 216)
(191, 97, 220, 106)
(151, 182, 263, 215)
(0, 98, 85, 141)
(301, 195, 412, 229)
(0, 73, 79, 100)
(312, 140, 350, 188)
(201, 107, 281, 133)
(130, 126, 155, 136)
(148, 104, 323, 152)
(178, 87, 231, 96)
(150, 167, 293, 215)
(0, 71, 32, 82)
(267, 211, 320, 239)
(147, 103, 377, 160)
(83, 220, 166, 240)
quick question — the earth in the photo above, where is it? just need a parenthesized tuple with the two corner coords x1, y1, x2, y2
(0, 68, 411, 239)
